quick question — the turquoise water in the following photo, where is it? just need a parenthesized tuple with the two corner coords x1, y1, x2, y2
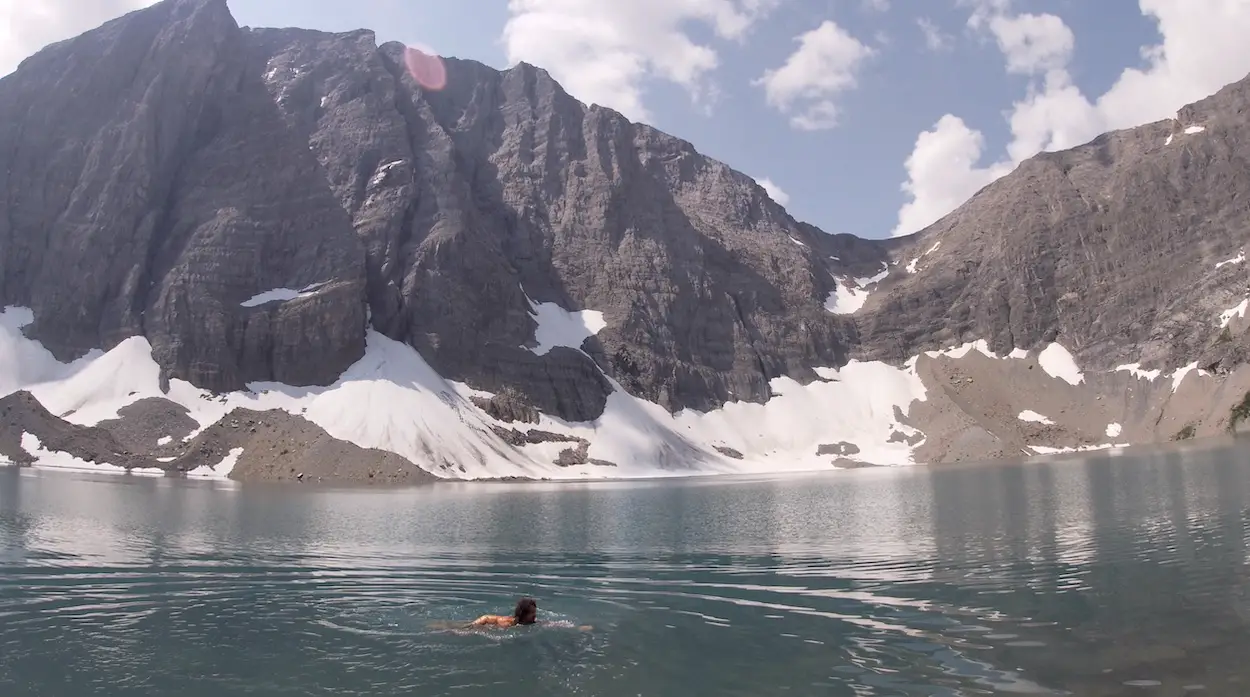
(1, 446, 1249, 696)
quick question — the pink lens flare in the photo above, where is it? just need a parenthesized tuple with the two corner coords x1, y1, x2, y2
(404, 44, 447, 91)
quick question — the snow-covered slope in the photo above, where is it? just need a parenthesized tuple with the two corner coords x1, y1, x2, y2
(3, 300, 1245, 482)
(0, 305, 938, 480)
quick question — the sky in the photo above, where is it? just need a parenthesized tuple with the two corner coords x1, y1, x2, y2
(4, 0, 1250, 240)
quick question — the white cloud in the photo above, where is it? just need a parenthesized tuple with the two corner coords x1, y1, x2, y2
(756, 177, 791, 206)
(987, 12, 1074, 75)
(863, 0, 890, 12)
(502, 0, 778, 123)
(892, 0, 1250, 237)
(756, 20, 874, 131)
(0, 0, 157, 77)
(917, 18, 952, 52)
(895, 116, 1011, 237)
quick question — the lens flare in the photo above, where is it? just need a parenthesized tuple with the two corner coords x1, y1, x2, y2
(404, 44, 447, 91)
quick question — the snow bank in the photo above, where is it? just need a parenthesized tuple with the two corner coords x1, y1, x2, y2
(825, 282, 871, 314)
(1115, 363, 1162, 381)
(1219, 299, 1248, 328)
(0, 305, 943, 480)
(825, 263, 889, 315)
(1030, 443, 1129, 456)
(240, 282, 328, 308)
(521, 287, 606, 356)
(3, 303, 1207, 483)
(1038, 343, 1084, 385)
(1216, 250, 1245, 269)
(188, 447, 243, 480)
(905, 241, 941, 274)
(668, 360, 928, 469)
(1018, 410, 1054, 425)
(925, 340, 997, 360)
(1170, 362, 1209, 393)
(20, 432, 124, 474)
(1105, 423, 1122, 438)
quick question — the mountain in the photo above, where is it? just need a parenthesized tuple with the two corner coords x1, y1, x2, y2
(1, 0, 1249, 482)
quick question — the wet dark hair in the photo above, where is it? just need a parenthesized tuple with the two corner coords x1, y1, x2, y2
(512, 597, 538, 625)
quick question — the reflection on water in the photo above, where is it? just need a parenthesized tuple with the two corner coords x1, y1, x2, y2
(0, 445, 1248, 696)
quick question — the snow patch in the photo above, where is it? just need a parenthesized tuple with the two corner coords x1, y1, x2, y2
(522, 288, 606, 356)
(187, 447, 243, 480)
(1165, 134, 1174, 145)
(825, 263, 889, 315)
(1017, 410, 1054, 425)
(1008, 348, 1029, 359)
(20, 432, 124, 474)
(904, 240, 942, 274)
(1115, 363, 1162, 381)
(157, 436, 172, 446)
(788, 236, 807, 248)
(1030, 443, 1129, 456)
(1170, 362, 1209, 393)
(369, 160, 405, 188)
(1105, 423, 1122, 438)
(320, 95, 330, 108)
(925, 339, 998, 360)
(1216, 250, 1245, 269)
(1038, 343, 1084, 385)
(240, 282, 328, 308)
(1184, 125, 1206, 135)
(1219, 298, 1248, 328)
(668, 360, 929, 468)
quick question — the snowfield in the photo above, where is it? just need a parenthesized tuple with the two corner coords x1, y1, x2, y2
(0, 304, 1213, 481)
(825, 263, 889, 315)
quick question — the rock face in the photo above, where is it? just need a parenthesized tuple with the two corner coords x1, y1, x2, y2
(242, 26, 863, 417)
(3, 0, 1250, 479)
(855, 78, 1250, 376)
(0, 0, 367, 393)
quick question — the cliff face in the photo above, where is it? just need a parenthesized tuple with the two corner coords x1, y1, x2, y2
(856, 77, 1250, 376)
(243, 25, 871, 418)
(0, 0, 367, 394)
(2, 0, 1250, 480)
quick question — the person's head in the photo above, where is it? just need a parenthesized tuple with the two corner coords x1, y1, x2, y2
(512, 597, 538, 625)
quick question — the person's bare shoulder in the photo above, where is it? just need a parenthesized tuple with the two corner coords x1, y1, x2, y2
(471, 614, 516, 628)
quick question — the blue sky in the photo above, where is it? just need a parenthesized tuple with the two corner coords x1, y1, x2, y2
(7, 0, 1250, 239)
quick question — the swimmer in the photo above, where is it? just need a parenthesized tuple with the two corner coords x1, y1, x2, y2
(437, 597, 591, 632)
(470, 597, 539, 628)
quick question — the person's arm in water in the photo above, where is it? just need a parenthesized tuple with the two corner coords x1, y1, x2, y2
(469, 614, 516, 627)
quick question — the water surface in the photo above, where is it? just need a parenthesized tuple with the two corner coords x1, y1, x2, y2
(1, 445, 1249, 696)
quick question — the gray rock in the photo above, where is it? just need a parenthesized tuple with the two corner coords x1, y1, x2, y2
(0, 0, 366, 394)
(852, 75, 1250, 378)
(817, 442, 861, 456)
(0, 392, 153, 470)
(172, 407, 437, 483)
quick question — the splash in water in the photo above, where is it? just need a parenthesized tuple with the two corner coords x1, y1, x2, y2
(404, 44, 447, 91)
